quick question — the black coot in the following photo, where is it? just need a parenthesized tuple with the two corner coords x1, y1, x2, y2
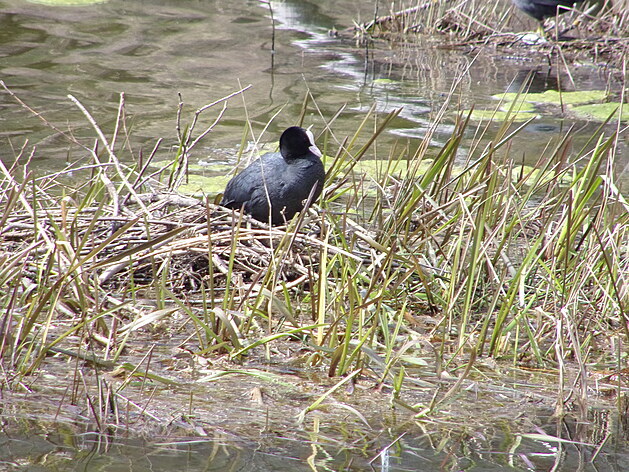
(221, 126, 325, 226)
(511, 0, 586, 22)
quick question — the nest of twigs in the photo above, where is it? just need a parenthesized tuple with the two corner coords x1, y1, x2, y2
(1, 191, 345, 298)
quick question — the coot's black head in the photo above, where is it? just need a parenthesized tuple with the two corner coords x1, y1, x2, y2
(279, 126, 322, 160)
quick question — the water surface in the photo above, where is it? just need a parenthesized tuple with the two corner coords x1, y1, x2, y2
(1, 0, 625, 176)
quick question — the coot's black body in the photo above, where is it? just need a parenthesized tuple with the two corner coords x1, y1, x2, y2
(511, 0, 586, 21)
(221, 126, 325, 226)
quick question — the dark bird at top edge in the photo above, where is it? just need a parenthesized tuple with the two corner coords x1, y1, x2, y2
(220, 126, 325, 226)
(511, 0, 587, 22)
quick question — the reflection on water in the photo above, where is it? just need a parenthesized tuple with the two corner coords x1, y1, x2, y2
(2, 405, 628, 471)
(505, 68, 563, 94)
(0, 0, 625, 177)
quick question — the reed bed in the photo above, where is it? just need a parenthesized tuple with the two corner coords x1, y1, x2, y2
(0, 81, 627, 435)
(349, 0, 629, 63)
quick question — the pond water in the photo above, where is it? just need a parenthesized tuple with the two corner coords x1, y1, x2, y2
(0, 0, 628, 470)
(2, 371, 629, 472)
(0, 0, 626, 178)
(2, 415, 627, 472)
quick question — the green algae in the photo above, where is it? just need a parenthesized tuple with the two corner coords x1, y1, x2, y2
(486, 90, 624, 122)
(373, 78, 398, 85)
(176, 157, 574, 198)
(352, 158, 433, 177)
(467, 109, 538, 122)
(466, 94, 539, 122)
(177, 174, 231, 196)
(570, 102, 629, 122)
(496, 90, 608, 106)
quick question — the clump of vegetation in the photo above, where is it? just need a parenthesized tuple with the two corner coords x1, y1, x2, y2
(0, 80, 626, 441)
(348, 0, 628, 63)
